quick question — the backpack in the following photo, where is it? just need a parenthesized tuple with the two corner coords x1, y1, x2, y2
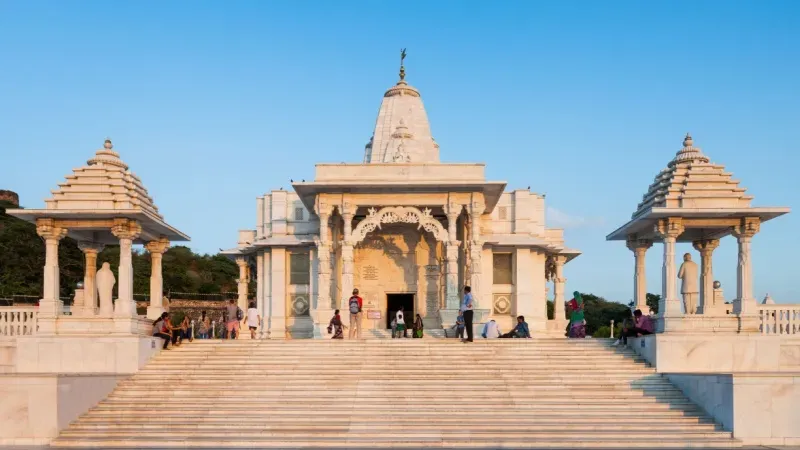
(348, 297, 360, 314)
(236, 307, 244, 321)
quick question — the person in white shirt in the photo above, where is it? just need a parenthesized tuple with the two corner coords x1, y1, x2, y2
(481, 319, 501, 339)
(395, 307, 407, 338)
(244, 301, 261, 339)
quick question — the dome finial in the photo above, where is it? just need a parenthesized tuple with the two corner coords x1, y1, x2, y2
(683, 133, 693, 147)
(399, 48, 407, 83)
(104, 138, 113, 149)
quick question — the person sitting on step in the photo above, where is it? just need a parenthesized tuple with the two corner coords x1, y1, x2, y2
(501, 315, 531, 338)
(152, 312, 172, 350)
(481, 319, 501, 339)
(618, 309, 654, 345)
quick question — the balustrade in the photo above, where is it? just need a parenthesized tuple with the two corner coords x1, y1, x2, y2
(759, 304, 800, 335)
(0, 307, 38, 336)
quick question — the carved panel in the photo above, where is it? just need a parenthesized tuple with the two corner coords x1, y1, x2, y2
(289, 295, 309, 317)
(493, 294, 512, 315)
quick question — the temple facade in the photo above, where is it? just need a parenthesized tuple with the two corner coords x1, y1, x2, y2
(226, 64, 579, 338)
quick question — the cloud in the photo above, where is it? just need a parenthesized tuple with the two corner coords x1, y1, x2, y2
(546, 206, 605, 229)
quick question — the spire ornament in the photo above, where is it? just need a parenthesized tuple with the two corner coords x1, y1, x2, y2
(669, 132, 709, 166)
(399, 48, 407, 83)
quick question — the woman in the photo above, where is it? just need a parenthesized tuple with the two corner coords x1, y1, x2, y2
(180, 316, 192, 343)
(568, 291, 586, 338)
(245, 301, 261, 339)
(412, 314, 424, 338)
(197, 311, 210, 339)
(328, 309, 345, 339)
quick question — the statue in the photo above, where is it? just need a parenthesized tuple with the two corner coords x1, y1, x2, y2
(96, 262, 115, 316)
(677, 253, 699, 314)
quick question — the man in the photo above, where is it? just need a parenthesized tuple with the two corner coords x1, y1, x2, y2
(461, 286, 474, 342)
(481, 319, 501, 339)
(225, 298, 240, 340)
(619, 309, 654, 345)
(502, 315, 531, 338)
(348, 288, 363, 339)
(395, 306, 407, 338)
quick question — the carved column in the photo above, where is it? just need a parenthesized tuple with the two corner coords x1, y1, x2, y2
(144, 237, 169, 319)
(692, 239, 719, 315)
(36, 219, 68, 333)
(340, 203, 356, 313)
(111, 219, 142, 318)
(732, 218, 760, 316)
(314, 203, 334, 318)
(445, 203, 463, 310)
(655, 218, 684, 318)
(626, 237, 653, 312)
(469, 201, 485, 309)
(236, 256, 249, 312)
(78, 241, 104, 316)
(552, 254, 568, 321)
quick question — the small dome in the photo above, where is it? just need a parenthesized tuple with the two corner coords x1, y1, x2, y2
(670, 133, 710, 166)
(762, 293, 774, 305)
(87, 139, 128, 170)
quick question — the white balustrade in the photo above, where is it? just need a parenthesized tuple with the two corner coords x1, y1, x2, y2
(759, 304, 800, 335)
(0, 307, 38, 336)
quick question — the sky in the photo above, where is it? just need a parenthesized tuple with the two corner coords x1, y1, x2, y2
(1, 1, 798, 304)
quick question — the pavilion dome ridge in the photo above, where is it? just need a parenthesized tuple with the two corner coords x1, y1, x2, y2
(87, 138, 129, 170)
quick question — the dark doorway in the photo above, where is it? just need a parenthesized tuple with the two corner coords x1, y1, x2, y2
(386, 293, 414, 329)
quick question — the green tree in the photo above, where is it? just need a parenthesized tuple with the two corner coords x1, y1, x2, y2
(646, 293, 661, 314)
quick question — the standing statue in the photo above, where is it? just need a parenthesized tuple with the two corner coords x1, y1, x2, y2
(96, 262, 116, 316)
(677, 253, 699, 314)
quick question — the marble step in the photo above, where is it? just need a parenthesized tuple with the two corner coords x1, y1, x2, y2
(67, 422, 722, 431)
(108, 388, 687, 398)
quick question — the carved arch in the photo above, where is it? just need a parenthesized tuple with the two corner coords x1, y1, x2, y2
(350, 206, 448, 244)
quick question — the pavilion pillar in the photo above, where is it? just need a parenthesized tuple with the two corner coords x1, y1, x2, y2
(552, 254, 568, 321)
(445, 203, 463, 310)
(732, 218, 760, 322)
(77, 241, 104, 316)
(692, 239, 720, 315)
(236, 256, 249, 312)
(469, 200, 485, 309)
(655, 218, 684, 319)
(111, 219, 142, 318)
(626, 238, 652, 312)
(36, 219, 67, 334)
(144, 237, 170, 320)
(314, 203, 334, 332)
(339, 204, 356, 316)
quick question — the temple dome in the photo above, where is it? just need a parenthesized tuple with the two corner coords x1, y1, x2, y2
(363, 65, 439, 164)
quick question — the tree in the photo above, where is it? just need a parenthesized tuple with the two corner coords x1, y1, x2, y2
(646, 293, 661, 314)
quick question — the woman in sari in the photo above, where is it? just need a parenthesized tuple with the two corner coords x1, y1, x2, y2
(412, 314, 424, 338)
(328, 309, 345, 339)
(568, 291, 586, 338)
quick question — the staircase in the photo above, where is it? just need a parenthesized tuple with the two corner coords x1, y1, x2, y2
(52, 339, 738, 448)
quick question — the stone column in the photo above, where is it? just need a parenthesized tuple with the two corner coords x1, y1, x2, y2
(314, 203, 334, 325)
(469, 201, 485, 308)
(655, 218, 684, 318)
(339, 203, 356, 313)
(626, 238, 653, 312)
(552, 254, 567, 321)
(36, 219, 67, 333)
(732, 218, 760, 316)
(692, 239, 719, 315)
(144, 237, 169, 320)
(445, 203, 463, 310)
(236, 256, 249, 312)
(256, 250, 265, 338)
(111, 219, 142, 318)
(77, 241, 104, 316)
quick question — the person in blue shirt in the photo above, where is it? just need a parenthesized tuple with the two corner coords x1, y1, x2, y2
(503, 315, 531, 338)
(461, 286, 474, 342)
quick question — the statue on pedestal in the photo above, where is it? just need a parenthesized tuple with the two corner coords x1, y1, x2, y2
(96, 262, 116, 316)
(678, 253, 699, 314)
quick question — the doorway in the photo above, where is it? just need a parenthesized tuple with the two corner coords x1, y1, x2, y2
(386, 293, 414, 329)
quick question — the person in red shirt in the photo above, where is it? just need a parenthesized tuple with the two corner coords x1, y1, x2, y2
(347, 288, 363, 339)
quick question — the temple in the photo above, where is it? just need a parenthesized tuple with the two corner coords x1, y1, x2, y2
(224, 59, 579, 338)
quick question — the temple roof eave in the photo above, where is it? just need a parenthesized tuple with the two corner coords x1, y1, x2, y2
(606, 206, 790, 242)
(5, 207, 190, 243)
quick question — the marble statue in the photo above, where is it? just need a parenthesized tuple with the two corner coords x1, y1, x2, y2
(678, 253, 699, 314)
(97, 262, 116, 316)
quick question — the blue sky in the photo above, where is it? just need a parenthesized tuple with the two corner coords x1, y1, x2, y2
(1, 1, 798, 304)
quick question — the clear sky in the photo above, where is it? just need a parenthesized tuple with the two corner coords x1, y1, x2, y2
(1, 1, 798, 304)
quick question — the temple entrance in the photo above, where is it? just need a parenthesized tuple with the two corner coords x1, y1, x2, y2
(386, 293, 414, 329)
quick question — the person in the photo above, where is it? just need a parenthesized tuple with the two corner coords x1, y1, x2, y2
(395, 307, 406, 338)
(348, 288, 363, 339)
(390, 317, 398, 339)
(179, 316, 192, 343)
(461, 286, 474, 342)
(451, 312, 466, 339)
(412, 314, 424, 338)
(197, 311, 210, 339)
(568, 291, 586, 338)
(225, 299, 241, 340)
(481, 319, 501, 339)
(245, 301, 261, 339)
(618, 309, 654, 345)
(328, 309, 345, 339)
(169, 314, 184, 346)
(502, 315, 531, 338)
(152, 312, 171, 350)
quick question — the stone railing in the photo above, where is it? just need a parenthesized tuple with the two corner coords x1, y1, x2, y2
(759, 304, 800, 335)
(0, 307, 38, 336)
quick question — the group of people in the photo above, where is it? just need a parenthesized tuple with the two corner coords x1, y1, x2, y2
(151, 298, 263, 349)
(152, 311, 195, 350)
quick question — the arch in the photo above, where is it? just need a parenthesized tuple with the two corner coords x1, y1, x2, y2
(350, 206, 448, 244)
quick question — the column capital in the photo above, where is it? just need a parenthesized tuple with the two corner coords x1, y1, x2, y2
(732, 217, 760, 239)
(552, 253, 568, 265)
(626, 237, 653, 252)
(446, 202, 464, 217)
(235, 255, 249, 267)
(339, 201, 357, 217)
(692, 238, 720, 253)
(314, 201, 334, 218)
(144, 237, 170, 255)
(654, 218, 684, 239)
(111, 218, 142, 240)
(470, 201, 485, 216)
(36, 218, 67, 240)
(77, 241, 105, 254)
